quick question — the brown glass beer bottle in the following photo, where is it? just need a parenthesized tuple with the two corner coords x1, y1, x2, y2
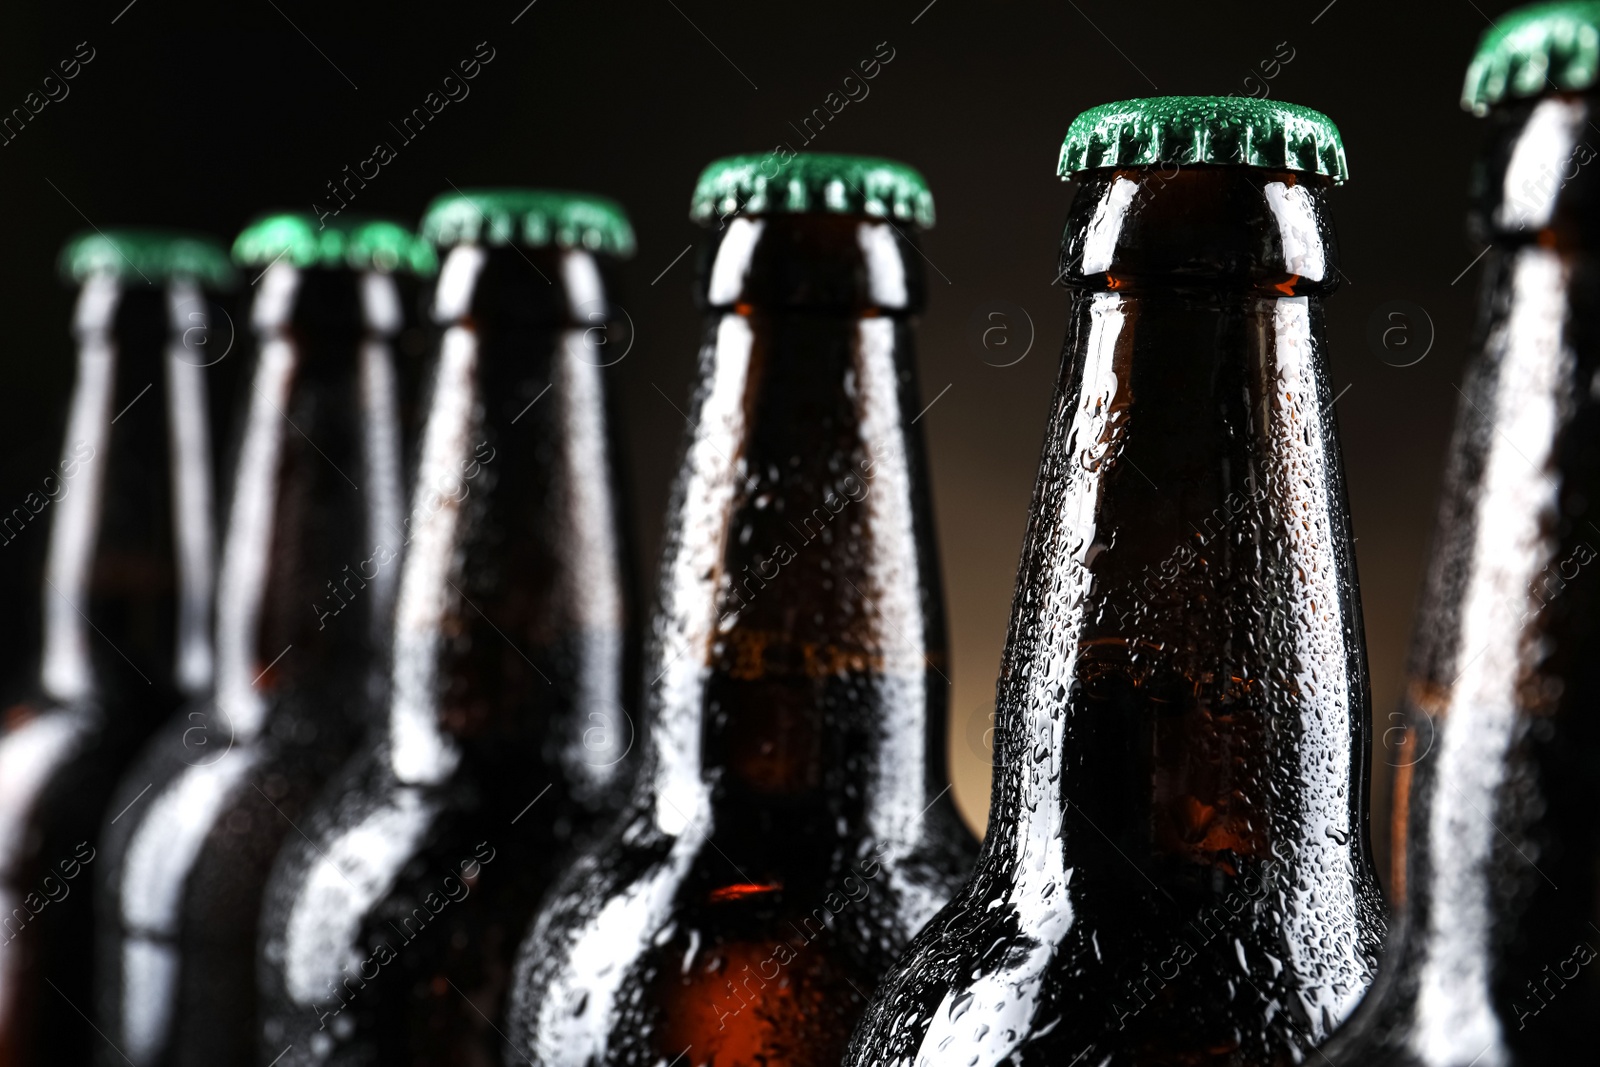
(0, 232, 234, 1067)
(90, 215, 431, 1066)
(1322, 6, 1600, 1065)
(505, 154, 978, 1067)
(843, 98, 1386, 1067)
(254, 190, 640, 1066)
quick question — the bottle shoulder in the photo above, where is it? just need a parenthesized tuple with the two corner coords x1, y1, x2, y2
(0, 703, 106, 878)
(846, 855, 1382, 1067)
(1313, 948, 1439, 1067)
(94, 696, 362, 911)
(509, 801, 972, 1065)
(254, 751, 537, 1060)
(254, 738, 625, 980)
(256, 755, 457, 1018)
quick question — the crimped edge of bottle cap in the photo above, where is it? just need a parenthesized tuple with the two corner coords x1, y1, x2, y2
(1058, 96, 1348, 184)
(689, 153, 935, 229)
(421, 190, 635, 257)
(233, 213, 437, 275)
(59, 229, 238, 288)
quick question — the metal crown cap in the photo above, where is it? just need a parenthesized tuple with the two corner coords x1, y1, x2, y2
(233, 213, 437, 275)
(59, 229, 237, 288)
(1058, 96, 1348, 183)
(690, 153, 935, 228)
(1463, 2, 1600, 115)
(421, 190, 635, 257)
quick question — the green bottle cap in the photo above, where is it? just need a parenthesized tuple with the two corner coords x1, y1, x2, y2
(689, 153, 935, 229)
(1058, 96, 1348, 184)
(421, 190, 635, 257)
(1462, 2, 1600, 115)
(233, 213, 437, 275)
(59, 229, 237, 289)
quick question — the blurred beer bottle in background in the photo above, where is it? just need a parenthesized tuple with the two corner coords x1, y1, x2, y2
(91, 215, 431, 1066)
(507, 154, 978, 1067)
(256, 191, 639, 1066)
(0, 232, 234, 1067)
(844, 98, 1386, 1067)
(1323, 6, 1600, 1065)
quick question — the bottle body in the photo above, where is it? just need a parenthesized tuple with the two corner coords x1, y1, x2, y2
(92, 264, 406, 1067)
(844, 167, 1384, 1067)
(0, 275, 215, 1067)
(255, 243, 637, 1066)
(507, 213, 976, 1067)
(1323, 91, 1600, 1067)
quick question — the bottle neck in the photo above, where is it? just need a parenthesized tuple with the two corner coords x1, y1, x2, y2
(1376, 107, 1600, 1061)
(40, 275, 216, 712)
(986, 166, 1379, 1042)
(215, 264, 405, 743)
(641, 214, 949, 854)
(386, 244, 633, 801)
(1469, 91, 1600, 252)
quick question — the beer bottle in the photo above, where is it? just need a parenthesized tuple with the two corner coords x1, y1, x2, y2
(0, 231, 234, 1067)
(91, 213, 431, 1066)
(843, 98, 1386, 1067)
(1321, 7, 1600, 1065)
(506, 153, 978, 1067)
(254, 190, 640, 1066)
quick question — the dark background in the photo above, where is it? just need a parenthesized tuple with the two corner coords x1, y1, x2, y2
(0, 0, 1509, 886)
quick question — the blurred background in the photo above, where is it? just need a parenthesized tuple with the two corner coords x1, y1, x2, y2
(0, 0, 1505, 891)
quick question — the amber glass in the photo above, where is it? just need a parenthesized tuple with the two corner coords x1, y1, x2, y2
(0, 275, 217, 1067)
(504, 212, 977, 1067)
(90, 264, 407, 1066)
(1321, 92, 1600, 1067)
(254, 242, 638, 1066)
(843, 165, 1386, 1067)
